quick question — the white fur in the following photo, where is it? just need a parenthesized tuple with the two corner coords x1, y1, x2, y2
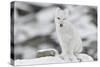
(55, 7, 83, 62)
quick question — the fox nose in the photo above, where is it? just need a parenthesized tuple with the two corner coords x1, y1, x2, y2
(60, 23, 63, 27)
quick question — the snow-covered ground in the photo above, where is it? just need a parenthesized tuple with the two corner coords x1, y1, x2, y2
(15, 56, 64, 66)
(15, 53, 93, 66)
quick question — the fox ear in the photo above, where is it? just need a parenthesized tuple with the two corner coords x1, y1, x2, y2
(55, 7, 61, 12)
(55, 7, 62, 15)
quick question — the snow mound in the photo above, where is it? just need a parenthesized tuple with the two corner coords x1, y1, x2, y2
(76, 54, 94, 62)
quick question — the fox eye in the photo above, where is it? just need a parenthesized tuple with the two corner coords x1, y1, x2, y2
(57, 17, 60, 20)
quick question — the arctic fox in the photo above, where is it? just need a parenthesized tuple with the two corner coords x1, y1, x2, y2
(55, 7, 83, 62)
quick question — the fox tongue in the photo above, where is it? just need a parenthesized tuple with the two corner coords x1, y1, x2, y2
(60, 23, 63, 27)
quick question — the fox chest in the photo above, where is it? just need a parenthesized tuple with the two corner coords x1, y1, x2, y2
(57, 28, 72, 43)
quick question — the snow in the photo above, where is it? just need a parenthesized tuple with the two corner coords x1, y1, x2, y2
(15, 53, 93, 66)
(15, 56, 65, 66)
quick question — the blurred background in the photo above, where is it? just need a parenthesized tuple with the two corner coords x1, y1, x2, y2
(11, 1, 97, 61)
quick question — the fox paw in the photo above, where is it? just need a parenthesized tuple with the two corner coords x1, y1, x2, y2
(59, 55, 79, 62)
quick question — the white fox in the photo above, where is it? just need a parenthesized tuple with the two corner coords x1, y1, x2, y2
(54, 7, 83, 62)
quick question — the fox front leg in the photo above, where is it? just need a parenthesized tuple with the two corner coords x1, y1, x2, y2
(59, 50, 79, 62)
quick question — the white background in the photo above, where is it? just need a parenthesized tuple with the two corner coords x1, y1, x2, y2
(0, 0, 99, 67)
